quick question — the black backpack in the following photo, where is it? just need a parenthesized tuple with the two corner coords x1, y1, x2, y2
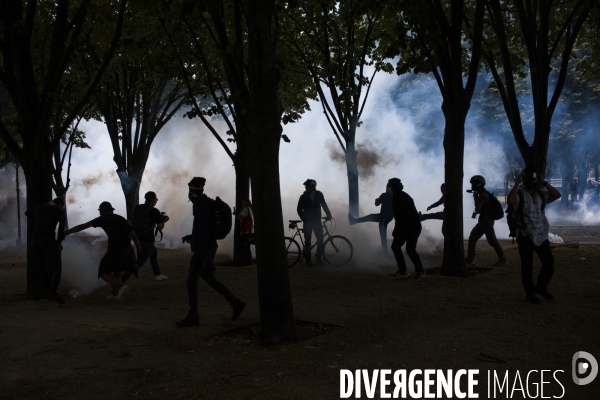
(506, 189, 546, 243)
(132, 204, 153, 238)
(210, 196, 233, 240)
(484, 190, 505, 220)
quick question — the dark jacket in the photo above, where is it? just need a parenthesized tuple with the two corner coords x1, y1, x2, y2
(375, 192, 394, 220)
(26, 202, 66, 243)
(192, 193, 218, 253)
(391, 190, 422, 237)
(297, 190, 331, 222)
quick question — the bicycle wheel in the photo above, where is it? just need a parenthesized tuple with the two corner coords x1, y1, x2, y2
(285, 237, 302, 268)
(323, 235, 353, 266)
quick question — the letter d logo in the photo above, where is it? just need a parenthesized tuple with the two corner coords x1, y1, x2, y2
(572, 351, 598, 385)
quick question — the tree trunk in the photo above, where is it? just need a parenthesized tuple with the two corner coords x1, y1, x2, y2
(233, 159, 250, 266)
(345, 139, 359, 218)
(117, 169, 143, 221)
(440, 111, 468, 277)
(23, 155, 53, 299)
(54, 189, 69, 230)
(559, 160, 572, 208)
(247, 0, 296, 344)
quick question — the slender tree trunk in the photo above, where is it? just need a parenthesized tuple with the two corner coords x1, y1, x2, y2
(345, 139, 359, 217)
(23, 155, 53, 299)
(559, 160, 572, 208)
(440, 111, 468, 277)
(117, 169, 143, 221)
(15, 163, 22, 246)
(54, 189, 69, 230)
(577, 161, 587, 201)
(233, 159, 250, 266)
(247, 0, 296, 344)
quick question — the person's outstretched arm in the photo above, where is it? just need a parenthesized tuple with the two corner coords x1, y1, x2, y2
(64, 221, 93, 237)
(428, 195, 444, 210)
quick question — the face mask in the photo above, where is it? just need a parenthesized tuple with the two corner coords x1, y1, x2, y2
(387, 186, 392, 194)
(523, 181, 537, 190)
(188, 191, 197, 202)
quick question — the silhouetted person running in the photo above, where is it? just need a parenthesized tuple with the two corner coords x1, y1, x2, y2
(348, 183, 394, 255)
(26, 198, 67, 304)
(297, 179, 332, 266)
(388, 178, 425, 280)
(420, 183, 445, 221)
(64, 202, 142, 300)
(465, 175, 506, 266)
(507, 167, 561, 304)
(177, 177, 245, 328)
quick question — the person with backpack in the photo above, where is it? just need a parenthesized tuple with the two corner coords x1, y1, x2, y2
(233, 198, 254, 266)
(25, 198, 67, 304)
(122, 191, 169, 282)
(388, 178, 426, 280)
(507, 167, 561, 304)
(176, 177, 245, 328)
(64, 202, 141, 301)
(465, 175, 507, 267)
(348, 183, 394, 256)
(297, 179, 333, 266)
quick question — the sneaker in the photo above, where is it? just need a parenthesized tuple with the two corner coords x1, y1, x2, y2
(390, 271, 409, 277)
(492, 258, 507, 266)
(155, 274, 169, 281)
(414, 272, 426, 280)
(176, 314, 200, 328)
(49, 292, 65, 305)
(535, 287, 554, 300)
(232, 300, 246, 320)
(116, 285, 129, 301)
(526, 293, 541, 304)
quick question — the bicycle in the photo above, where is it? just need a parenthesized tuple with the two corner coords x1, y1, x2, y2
(285, 217, 353, 267)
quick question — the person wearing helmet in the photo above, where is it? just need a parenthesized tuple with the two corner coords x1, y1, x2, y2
(507, 167, 561, 304)
(465, 175, 506, 266)
(297, 179, 332, 266)
(420, 183, 445, 221)
(388, 178, 425, 279)
(64, 202, 142, 300)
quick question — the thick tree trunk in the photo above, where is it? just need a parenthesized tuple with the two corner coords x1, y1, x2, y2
(233, 159, 250, 266)
(345, 139, 359, 218)
(117, 169, 142, 221)
(247, 0, 296, 344)
(23, 155, 53, 299)
(440, 112, 468, 277)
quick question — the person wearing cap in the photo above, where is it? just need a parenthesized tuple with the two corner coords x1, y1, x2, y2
(297, 179, 332, 266)
(122, 191, 169, 282)
(64, 202, 142, 300)
(388, 178, 426, 279)
(507, 167, 561, 304)
(25, 198, 67, 304)
(176, 177, 246, 328)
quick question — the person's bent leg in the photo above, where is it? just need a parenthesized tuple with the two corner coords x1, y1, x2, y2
(391, 236, 408, 274)
(100, 272, 124, 295)
(421, 211, 444, 221)
(516, 235, 536, 295)
(405, 234, 424, 274)
(303, 223, 314, 263)
(123, 241, 153, 282)
(354, 214, 382, 224)
(466, 224, 485, 262)
(200, 247, 236, 303)
(185, 252, 203, 315)
(379, 218, 391, 254)
(482, 222, 506, 261)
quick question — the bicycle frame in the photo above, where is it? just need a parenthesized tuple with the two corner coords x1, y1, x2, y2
(289, 219, 332, 253)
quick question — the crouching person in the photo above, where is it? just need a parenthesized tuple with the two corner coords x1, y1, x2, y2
(64, 202, 141, 300)
(176, 177, 245, 328)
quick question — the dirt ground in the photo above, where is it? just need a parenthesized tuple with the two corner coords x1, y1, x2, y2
(0, 237, 599, 400)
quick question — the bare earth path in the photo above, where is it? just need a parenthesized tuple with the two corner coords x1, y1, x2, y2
(0, 238, 598, 399)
